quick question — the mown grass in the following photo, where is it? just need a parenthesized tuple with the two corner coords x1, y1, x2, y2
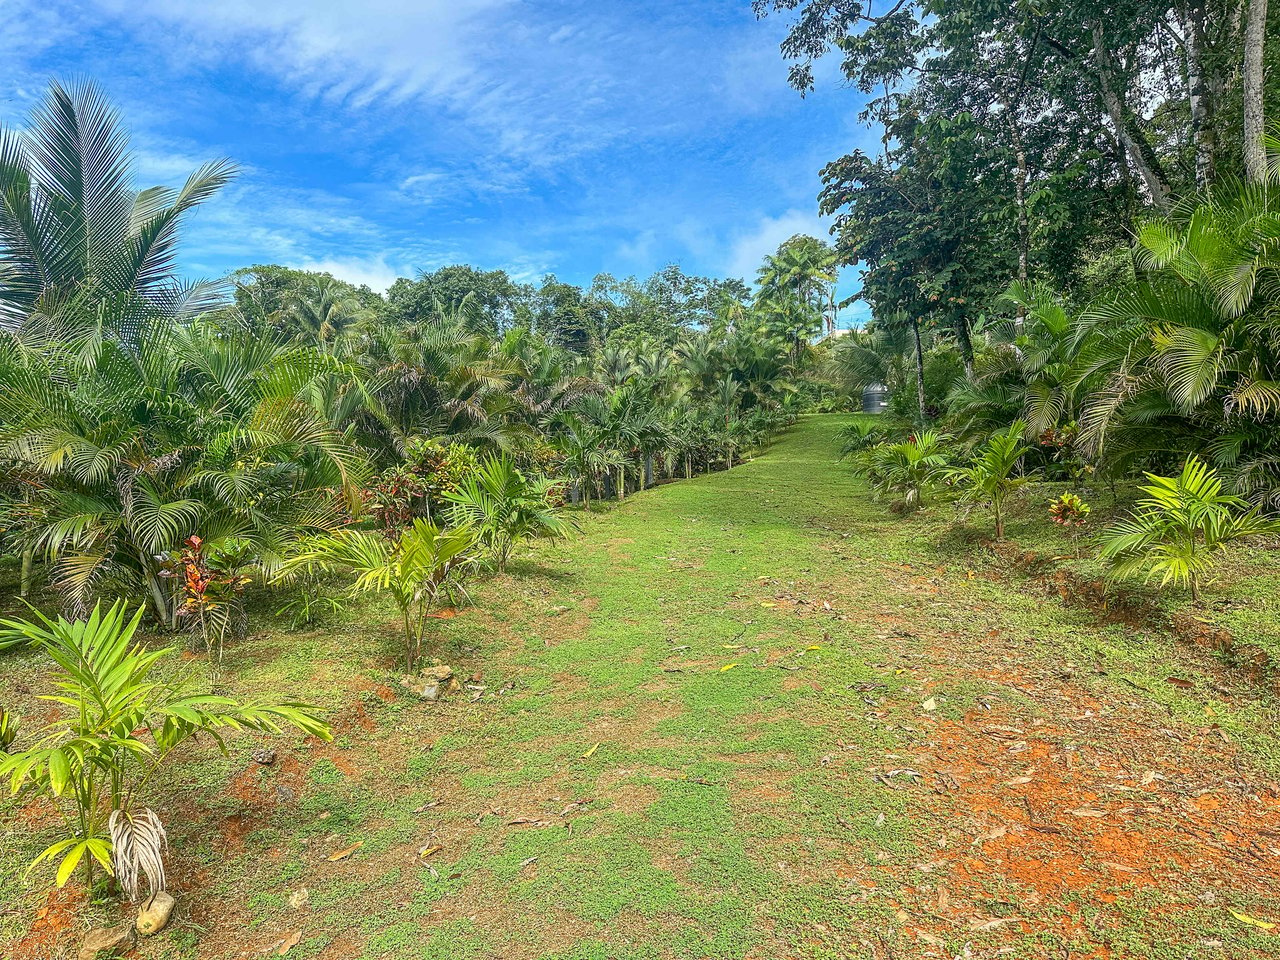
(2, 414, 1279, 959)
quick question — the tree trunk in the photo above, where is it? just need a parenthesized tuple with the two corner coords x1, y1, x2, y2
(644, 455, 653, 488)
(686, 455, 692, 479)
(911, 316, 927, 420)
(954, 313, 974, 380)
(994, 499, 1004, 542)
(19, 545, 33, 598)
(616, 465, 625, 502)
(1012, 115, 1030, 313)
(1184, 0, 1217, 186)
(1092, 23, 1173, 211)
(143, 566, 172, 629)
(1244, 0, 1268, 182)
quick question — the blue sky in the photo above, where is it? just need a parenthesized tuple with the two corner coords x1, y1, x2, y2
(1, 0, 875, 326)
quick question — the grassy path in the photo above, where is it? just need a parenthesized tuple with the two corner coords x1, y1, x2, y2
(5, 415, 1280, 959)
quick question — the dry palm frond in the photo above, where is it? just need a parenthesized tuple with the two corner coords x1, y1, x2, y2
(108, 807, 168, 901)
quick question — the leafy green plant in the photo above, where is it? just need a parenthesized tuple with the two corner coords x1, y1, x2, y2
(445, 455, 574, 571)
(853, 430, 950, 512)
(1099, 459, 1280, 601)
(276, 581, 347, 629)
(165, 535, 253, 660)
(946, 422, 1031, 540)
(279, 519, 477, 670)
(0, 602, 330, 896)
(836, 418, 884, 459)
(0, 707, 18, 753)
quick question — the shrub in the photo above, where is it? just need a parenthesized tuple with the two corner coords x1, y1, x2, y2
(853, 430, 950, 512)
(947, 422, 1031, 540)
(1098, 458, 1280, 601)
(0, 602, 330, 895)
(836, 418, 884, 459)
(1049, 492, 1091, 557)
(279, 519, 477, 670)
(445, 455, 573, 571)
(364, 440, 481, 533)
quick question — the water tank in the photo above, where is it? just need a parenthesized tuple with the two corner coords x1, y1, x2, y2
(861, 383, 890, 414)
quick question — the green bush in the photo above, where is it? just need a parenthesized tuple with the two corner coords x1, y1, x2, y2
(1099, 458, 1280, 602)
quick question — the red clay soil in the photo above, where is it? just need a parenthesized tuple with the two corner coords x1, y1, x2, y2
(879, 639, 1280, 954)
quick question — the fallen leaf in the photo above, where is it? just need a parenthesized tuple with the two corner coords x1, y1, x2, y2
(805, 644, 822, 651)
(921, 697, 937, 712)
(972, 825, 1008, 846)
(1230, 910, 1277, 931)
(760, 601, 777, 608)
(1165, 677, 1194, 689)
(971, 917, 1017, 932)
(720, 663, 739, 672)
(580, 742, 601, 760)
(277, 930, 303, 955)
(418, 845, 442, 859)
(721, 644, 744, 650)
(327, 841, 363, 862)
(1070, 808, 1106, 818)
(506, 816, 546, 826)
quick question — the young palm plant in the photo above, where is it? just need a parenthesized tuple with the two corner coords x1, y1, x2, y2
(946, 422, 1032, 540)
(279, 520, 478, 671)
(853, 430, 950, 512)
(0, 603, 330, 896)
(1099, 458, 1280, 602)
(445, 455, 573, 572)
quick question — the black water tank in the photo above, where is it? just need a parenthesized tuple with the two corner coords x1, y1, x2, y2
(861, 383, 890, 414)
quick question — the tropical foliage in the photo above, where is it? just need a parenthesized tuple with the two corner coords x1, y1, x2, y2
(278, 520, 479, 671)
(0, 603, 329, 893)
(1098, 459, 1279, 601)
(946, 423, 1031, 541)
(446, 455, 573, 571)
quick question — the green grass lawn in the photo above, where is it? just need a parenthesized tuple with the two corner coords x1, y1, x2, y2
(3, 414, 1280, 959)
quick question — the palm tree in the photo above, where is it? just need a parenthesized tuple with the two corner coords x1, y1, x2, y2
(1074, 157, 1280, 504)
(286, 276, 368, 352)
(351, 304, 518, 458)
(756, 236, 838, 359)
(948, 281, 1087, 440)
(0, 80, 236, 343)
(279, 520, 477, 671)
(0, 323, 363, 622)
(445, 454, 573, 571)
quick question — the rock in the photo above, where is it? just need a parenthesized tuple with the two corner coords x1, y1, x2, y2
(79, 922, 135, 960)
(402, 666, 455, 700)
(288, 887, 310, 909)
(136, 891, 176, 936)
(251, 747, 276, 765)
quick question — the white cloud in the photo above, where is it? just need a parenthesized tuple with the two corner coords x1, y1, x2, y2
(289, 254, 408, 293)
(724, 209, 829, 281)
(96, 0, 509, 107)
